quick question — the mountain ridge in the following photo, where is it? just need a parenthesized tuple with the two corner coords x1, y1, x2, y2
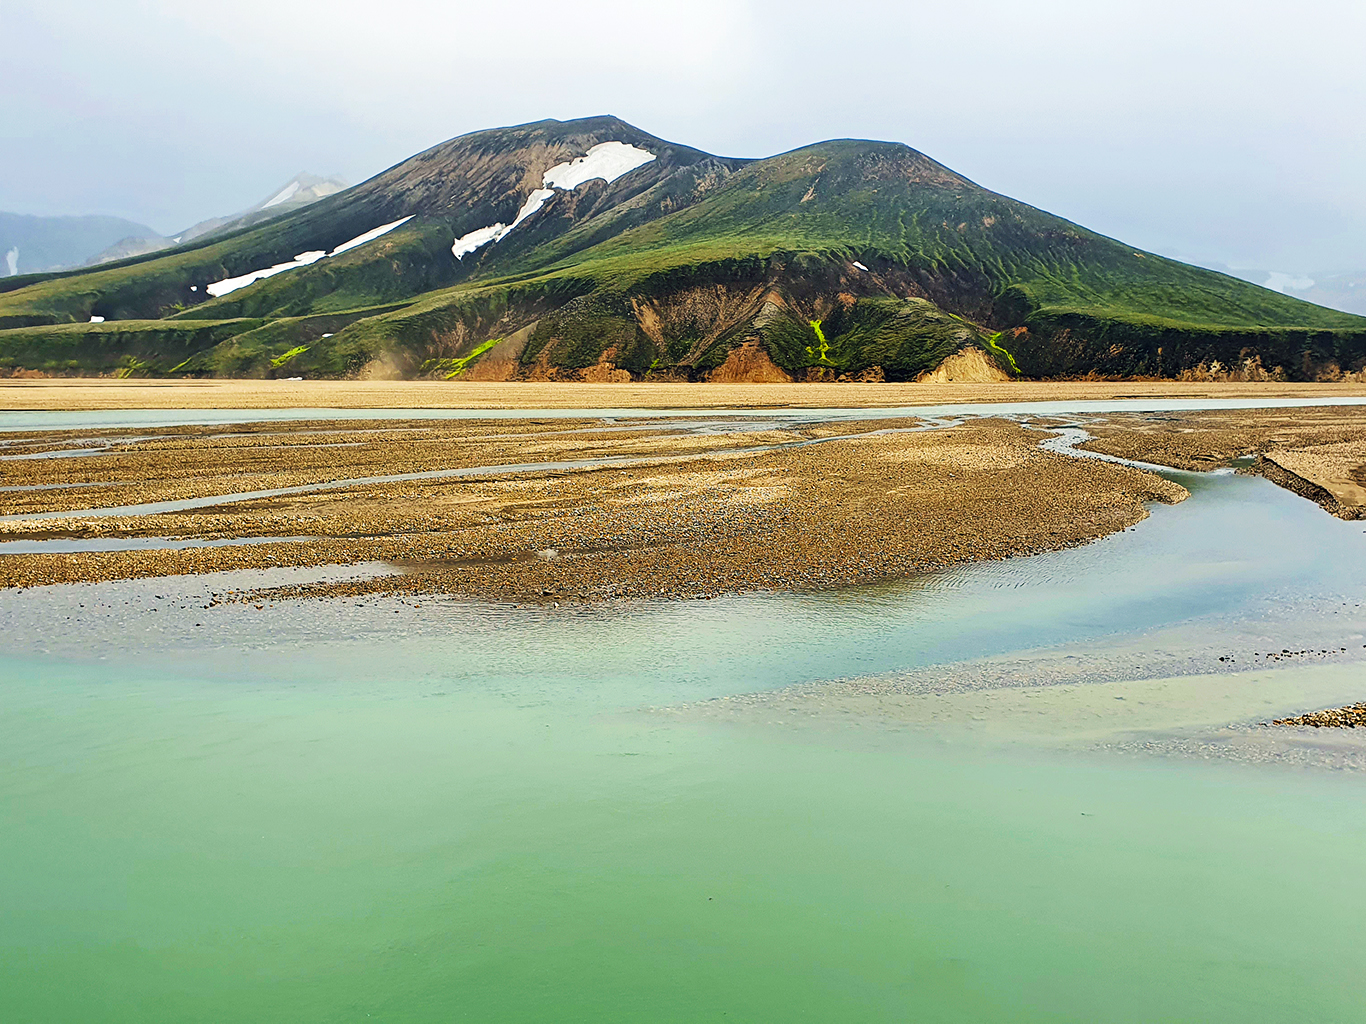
(1, 116, 1362, 382)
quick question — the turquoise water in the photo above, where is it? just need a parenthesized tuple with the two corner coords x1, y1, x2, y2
(4, 454, 1366, 1019)
(6, 653, 1366, 1023)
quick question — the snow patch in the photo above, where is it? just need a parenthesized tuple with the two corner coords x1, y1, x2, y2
(89, 316, 105, 323)
(4, 247, 17, 276)
(542, 141, 656, 191)
(452, 223, 508, 260)
(206, 216, 415, 297)
(508, 187, 557, 233)
(329, 216, 414, 257)
(450, 188, 559, 259)
(262, 181, 301, 209)
(451, 141, 655, 260)
(853, 261, 869, 272)
(207, 250, 327, 298)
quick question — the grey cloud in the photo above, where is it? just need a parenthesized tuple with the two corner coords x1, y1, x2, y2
(3, 0, 1362, 271)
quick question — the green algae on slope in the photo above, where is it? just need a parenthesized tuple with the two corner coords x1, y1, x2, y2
(805, 320, 835, 366)
(420, 337, 503, 378)
(984, 331, 1021, 374)
(270, 345, 310, 368)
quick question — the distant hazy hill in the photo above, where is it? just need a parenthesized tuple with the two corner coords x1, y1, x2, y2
(86, 173, 348, 266)
(1, 117, 1362, 381)
(0, 213, 160, 277)
(1285, 272, 1366, 317)
(1196, 261, 1366, 318)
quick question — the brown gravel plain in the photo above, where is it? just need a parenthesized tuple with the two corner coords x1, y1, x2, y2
(7, 382, 1366, 728)
(4, 380, 1365, 607)
(1, 413, 1186, 601)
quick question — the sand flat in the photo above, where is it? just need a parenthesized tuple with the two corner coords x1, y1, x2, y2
(0, 415, 1185, 598)
(4, 377, 1366, 411)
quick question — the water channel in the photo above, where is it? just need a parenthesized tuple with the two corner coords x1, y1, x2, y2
(2, 399, 1365, 1021)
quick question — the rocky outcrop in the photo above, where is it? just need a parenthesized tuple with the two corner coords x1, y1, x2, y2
(1271, 703, 1366, 728)
(917, 346, 1010, 383)
(706, 340, 793, 382)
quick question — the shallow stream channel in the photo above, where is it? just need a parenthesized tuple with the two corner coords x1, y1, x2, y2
(4, 400, 1366, 1022)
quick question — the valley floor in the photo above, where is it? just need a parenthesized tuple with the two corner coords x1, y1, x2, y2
(2, 394, 1365, 605)
(4, 377, 1366, 411)
(3, 396, 1366, 727)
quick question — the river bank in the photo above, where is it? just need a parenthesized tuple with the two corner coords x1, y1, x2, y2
(1080, 406, 1366, 517)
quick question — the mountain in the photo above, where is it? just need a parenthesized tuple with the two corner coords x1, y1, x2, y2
(85, 173, 349, 267)
(1, 115, 1363, 381)
(0, 212, 161, 277)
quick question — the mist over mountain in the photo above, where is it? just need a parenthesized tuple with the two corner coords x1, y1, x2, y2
(1284, 271, 1366, 317)
(0, 213, 160, 277)
(86, 173, 349, 267)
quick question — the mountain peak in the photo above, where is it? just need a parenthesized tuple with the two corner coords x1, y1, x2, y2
(256, 173, 348, 212)
(1, 116, 1362, 384)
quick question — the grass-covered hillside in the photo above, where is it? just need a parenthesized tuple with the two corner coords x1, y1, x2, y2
(2, 117, 1363, 381)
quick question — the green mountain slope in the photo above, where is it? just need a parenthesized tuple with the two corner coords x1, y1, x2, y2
(2, 117, 1362, 381)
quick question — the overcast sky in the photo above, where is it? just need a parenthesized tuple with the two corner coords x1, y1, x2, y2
(6, 0, 1363, 272)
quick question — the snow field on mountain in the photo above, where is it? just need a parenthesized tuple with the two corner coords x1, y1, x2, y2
(543, 142, 656, 190)
(329, 217, 415, 257)
(206, 216, 414, 298)
(207, 250, 327, 298)
(450, 141, 655, 259)
(451, 224, 508, 260)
